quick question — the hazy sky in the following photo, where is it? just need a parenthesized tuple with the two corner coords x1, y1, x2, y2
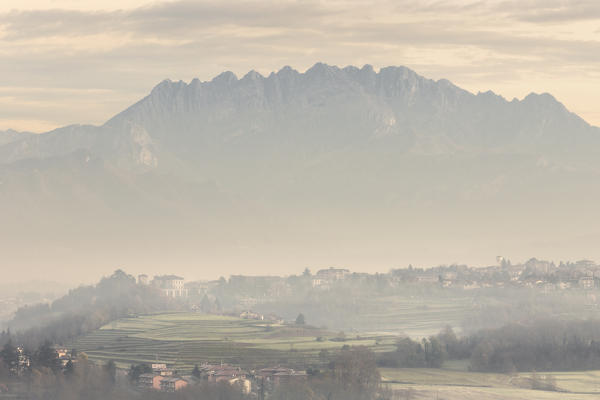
(1, 0, 600, 132)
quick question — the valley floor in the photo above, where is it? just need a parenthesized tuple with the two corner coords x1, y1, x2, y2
(72, 312, 600, 399)
(381, 367, 600, 399)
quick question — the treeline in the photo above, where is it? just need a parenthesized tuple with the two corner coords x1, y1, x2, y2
(0, 348, 249, 400)
(0, 340, 122, 400)
(0, 345, 392, 400)
(0, 340, 248, 400)
(468, 319, 600, 372)
(378, 319, 600, 373)
(377, 326, 460, 369)
(2, 270, 179, 349)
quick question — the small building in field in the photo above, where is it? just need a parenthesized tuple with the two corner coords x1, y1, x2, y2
(209, 367, 246, 383)
(240, 310, 264, 320)
(151, 363, 174, 376)
(52, 347, 73, 369)
(201, 364, 247, 383)
(139, 373, 165, 390)
(158, 369, 174, 376)
(229, 377, 252, 394)
(160, 377, 188, 392)
(54, 347, 69, 358)
(256, 367, 307, 386)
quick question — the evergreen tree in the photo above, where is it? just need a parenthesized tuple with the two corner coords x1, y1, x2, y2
(128, 363, 152, 382)
(426, 337, 446, 368)
(35, 341, 60, 371)
(127, 364, 137, 382)
(104, 360, 117, 385)
(200, 295, 212, 312)
(192, 364, 201, 378)
(295, 313, 306, 325)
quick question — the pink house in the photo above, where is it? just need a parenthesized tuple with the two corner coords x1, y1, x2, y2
(160, 377, 189, 392)
(138, 374, 165, 390)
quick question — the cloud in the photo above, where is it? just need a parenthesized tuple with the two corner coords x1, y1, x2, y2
(495, 0, 600, 23)
(0, 1, 335, 40)
(1, 0, 600, 130)
(0, 3, 596, 64)
(2, 1, 598, 63)
(389, 0, 600, 24)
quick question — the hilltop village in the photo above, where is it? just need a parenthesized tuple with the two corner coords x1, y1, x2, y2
(3, 257, 597, 339)
(143, 257, 600, 303)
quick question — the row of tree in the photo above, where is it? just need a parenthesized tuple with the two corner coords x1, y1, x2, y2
(376, 319, 600, 373)
(467, 319, 600, 372)
(377, 336, 447, 369)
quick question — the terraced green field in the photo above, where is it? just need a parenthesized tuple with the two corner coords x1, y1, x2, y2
(381, 368, 600, 400)
(345, 295, 473, 337)
(71, 312, 397, 372)
(72, 312, 600, 399)
(256, 295, 475, 337)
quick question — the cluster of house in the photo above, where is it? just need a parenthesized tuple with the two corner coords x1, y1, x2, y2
(137, 362, 306, 394)
(5, 346, 75, 376)
(6, 346, 31, 376)
(138, 364, 193, 392)
(55, 347, 76, 368)
(392, 258, 600, 291)
(137, 259, 600, 312)
(308, 259, 600, 292)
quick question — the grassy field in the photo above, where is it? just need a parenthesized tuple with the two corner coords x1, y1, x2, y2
(71, 312, 396, 372)
(256, 294, 475, 337)
(72, 312, 600, 399)
(380, 367, 600, 399)
(348, 295, 472, 337)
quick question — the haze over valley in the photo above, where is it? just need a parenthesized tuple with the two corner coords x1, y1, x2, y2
(4, 2, 600, 399)
(1, 63, 599, 282)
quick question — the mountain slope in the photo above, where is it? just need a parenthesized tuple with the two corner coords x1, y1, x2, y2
(1, 63, 599, 281)
(0, 129, 34, 146)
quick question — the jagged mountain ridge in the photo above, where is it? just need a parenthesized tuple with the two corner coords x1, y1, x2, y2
(1, 63, 597, 170)
(1, 63, 600, 280)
